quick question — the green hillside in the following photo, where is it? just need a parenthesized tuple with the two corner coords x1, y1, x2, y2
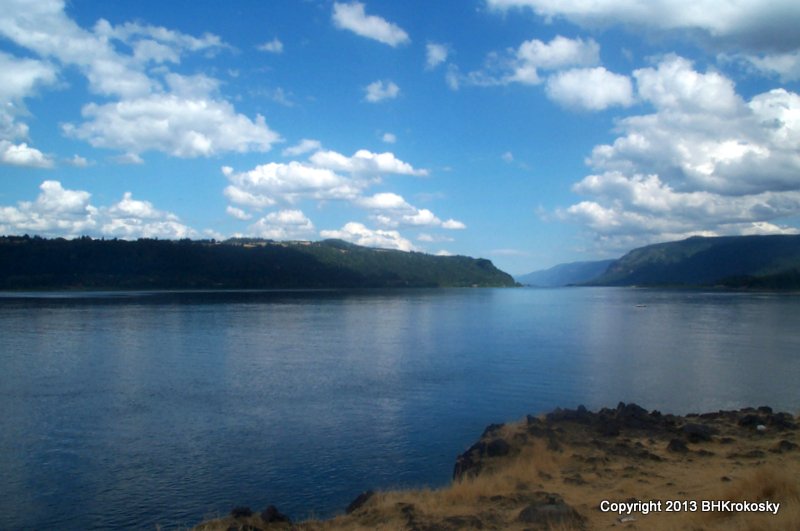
(0, 236, 516, 289)
(588, 235, 800, 288)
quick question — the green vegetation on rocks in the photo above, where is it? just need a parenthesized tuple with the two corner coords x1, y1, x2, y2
(587, 235, 800, 288)
(0, 236, 516, 289)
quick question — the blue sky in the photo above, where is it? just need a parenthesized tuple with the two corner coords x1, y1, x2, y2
(1, 1, 800, 274)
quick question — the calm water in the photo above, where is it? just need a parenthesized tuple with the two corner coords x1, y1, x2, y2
(1, 287, 799, 529)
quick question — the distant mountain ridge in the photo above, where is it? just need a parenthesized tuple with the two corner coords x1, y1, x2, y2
(0, 236, 516, 289)
(588, 234, 800, 288)
(516, 259, 615, 287)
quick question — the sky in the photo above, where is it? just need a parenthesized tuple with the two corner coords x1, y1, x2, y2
(1, 1, 800, 275)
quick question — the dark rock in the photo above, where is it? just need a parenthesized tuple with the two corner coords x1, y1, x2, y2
(453, 453, 477, 480)
(758, 406, 773, 415)
(517, 492, 585, 528)
(598, 418, 621, 437)
(486, 438, 511, 457)
(345, 490, 375, 514)
(728, 449, 766, 459)
(526, 414, 542, 427)
(772, 440, 799, 453)
(546, 405, 593, 424)
(739, 414, 765, 427)
(230, 506, 252, 518)
(563, 473, 587, 485)
(683, 423, 717, 443)
(667, 438, 689, 453)
(260, 505, 290, 523)
(443, 515, 484, 529)
(482, 423, 505, 438)
(769, 412, 797, 430)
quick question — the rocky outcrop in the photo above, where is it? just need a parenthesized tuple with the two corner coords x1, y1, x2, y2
(196, 403, 799, 531)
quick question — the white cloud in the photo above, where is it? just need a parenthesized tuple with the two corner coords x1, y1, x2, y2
(310, 149, 427, 176)
(332, 2, 410, 47)
(364, 80, 400, 102)
(226, 206, 252, 220)
(418, 232, 454, 243)
(426, 43, 449, 69)
(0, 1, 279, 159)
(0, 141, 53, 168)
(355, 192, 465, 231)
(112, 153, 145, 165)
(0, 51, 58, 108)
(0, 51, 59, 161)
(0, 180, 196, 239)
(724, 50, 800, 82)
(513, 36, 599, 84)
(442, 219, 467, 229)
(282, 139, 322, 157)
(453, 35, 600, 88)
(224, 161, 361, 206)
(356, 192, 412, 210)
(545, 67, 634, 110)
(321, 221, 415, 251)
(560, 55, 800, 250)
(257, 38, 284, 54)
(63, 93, 281, 158)
(485, 0, 800, 54)
(501, 151, 514, 163)
(382, 132, 397, 144)
(65, 154, 91, 167)
(249, 209, 315, 240)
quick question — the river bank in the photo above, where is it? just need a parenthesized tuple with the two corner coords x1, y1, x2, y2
(193, 403, 799, 530)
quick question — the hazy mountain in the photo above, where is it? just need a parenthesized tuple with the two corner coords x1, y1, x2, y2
(0, 236, 516, 289)
(587, 235, 800, 288)
(516, 260, 615, 287)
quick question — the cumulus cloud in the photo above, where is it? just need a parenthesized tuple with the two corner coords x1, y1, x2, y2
(545, 67, 634, 110)
(0, 0, 280, 159)
(63, 93, 280, 158)
(65, 154, 92, 167)
(0, 51, 59, 165)
(0, 141, 53, 168)
(355, 192, 466, 230)
(249, 209, 315, 239)
(486, 0, 800, 53)
(426, 43, 449, 69)
(559, 55, 800, 250)
(226, 206, 252, 221)
(332, 2, 410, 47)
(512, 35, 600, 84)
(257, 38, 284, 54)
(487, 1, 800, 85)
(364, 80, 400, 102)
(0, 180, 196, 239)
(224, 150, 427, 216)
(454, 35, 600, 87)
(310, 149, 427, 176)
(282, 139, 322, 157)
(224, 161, 360, 208)
(321, 221, 415, 251)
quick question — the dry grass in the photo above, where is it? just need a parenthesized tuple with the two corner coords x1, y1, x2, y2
(193, 410, 800, 531)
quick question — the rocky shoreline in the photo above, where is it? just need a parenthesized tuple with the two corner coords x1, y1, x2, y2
(193, 403, 799, 530)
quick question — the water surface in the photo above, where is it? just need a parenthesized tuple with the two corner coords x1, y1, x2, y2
(1, 288, 798, 529)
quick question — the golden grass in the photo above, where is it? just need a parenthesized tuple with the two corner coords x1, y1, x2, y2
(193, 411, 800, 531)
